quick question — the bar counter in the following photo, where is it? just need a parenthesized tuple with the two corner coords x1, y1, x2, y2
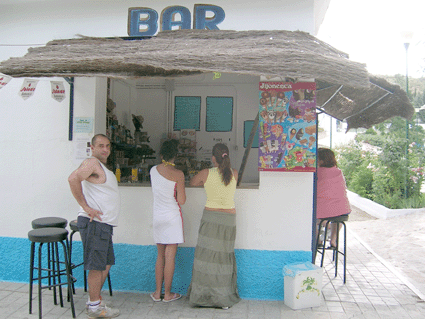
(118, 182, 260, 189)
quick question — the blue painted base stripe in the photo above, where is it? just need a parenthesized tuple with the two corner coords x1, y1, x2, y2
(0, 237, 311, 300)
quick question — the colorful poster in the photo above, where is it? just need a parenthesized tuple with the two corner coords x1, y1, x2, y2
(258, 82, 317, 172)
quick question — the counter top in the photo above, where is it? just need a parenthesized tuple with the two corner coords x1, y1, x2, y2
(118, 182, 259, 189)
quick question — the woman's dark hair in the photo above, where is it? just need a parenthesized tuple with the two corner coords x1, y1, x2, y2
(212, 143, 233, 186)
(318, 147, 337, 168)
(160, 139, 179, 161)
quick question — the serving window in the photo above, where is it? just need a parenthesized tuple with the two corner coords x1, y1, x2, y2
(173, 96, 201, 130)
(205, 96, 233, 132)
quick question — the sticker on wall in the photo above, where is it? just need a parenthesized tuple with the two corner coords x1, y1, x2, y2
(74, 117, 94, 134)
(51, 81, 66, 102)
(258, 82, 316, 172)
(213, 72, 221, 80)
(73, 136, 92, 165)
(19, 78, 39, 100)
(0, 73, 12, 90)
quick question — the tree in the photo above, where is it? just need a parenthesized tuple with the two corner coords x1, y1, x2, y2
(336, 115, 425, 208)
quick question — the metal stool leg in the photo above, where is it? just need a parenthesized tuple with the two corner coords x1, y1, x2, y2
(333, 221, 347, 283)
(334, 221, 340, 278)
(313, 219, 326, 263)
(47, 243, 52, 290)
(37, 243, 43, 319)
(54, 242, 64, 307)
(59, 240, 76, 318)
(51, 243, 59, 305)
(342, 221, 347, 283)
(107, 273, 113, 296)
(320, 220, 331, 267)
(69, 230, 76, 294)
(29, 242, 35, 314)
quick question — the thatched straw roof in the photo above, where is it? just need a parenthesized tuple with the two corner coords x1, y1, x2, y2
(0, 30, 369, 85)
(316, 76, 414, 129)
(0, 29, 413, 129)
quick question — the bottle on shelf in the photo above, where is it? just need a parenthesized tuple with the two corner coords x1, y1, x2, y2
(131, 166, 138, 182)
(115, 164, 121, 183)
(138, 164, 143, 182)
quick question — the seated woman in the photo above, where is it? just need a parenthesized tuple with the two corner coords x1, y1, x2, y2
(317, 147, 351, 248)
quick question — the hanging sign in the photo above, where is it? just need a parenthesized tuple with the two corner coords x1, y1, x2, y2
(19, 79, 39, 100)
(0, 73, 12, 90)
(258, 82, 317, 172)
(51, 81, 66, 102)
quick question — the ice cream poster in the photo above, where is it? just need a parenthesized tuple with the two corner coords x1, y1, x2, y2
(258, 82, 316, 172)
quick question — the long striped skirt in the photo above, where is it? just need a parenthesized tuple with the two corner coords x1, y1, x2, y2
(187, 209, 241, 308)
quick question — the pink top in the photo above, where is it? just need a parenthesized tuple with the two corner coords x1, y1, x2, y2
(316, 166, 351, 219)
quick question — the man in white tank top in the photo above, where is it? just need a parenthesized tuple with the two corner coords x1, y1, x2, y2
(68, 134, 120, 318)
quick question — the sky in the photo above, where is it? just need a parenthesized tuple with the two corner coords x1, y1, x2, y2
(317, 0, 425, 78)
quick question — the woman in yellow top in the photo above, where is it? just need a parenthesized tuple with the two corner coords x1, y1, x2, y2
(187, 143, 241, 309)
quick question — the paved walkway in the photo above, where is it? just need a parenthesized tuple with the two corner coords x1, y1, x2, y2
(1, 229, 425, 318)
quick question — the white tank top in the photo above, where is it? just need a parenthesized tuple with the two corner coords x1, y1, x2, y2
(78, 159, 120, 226)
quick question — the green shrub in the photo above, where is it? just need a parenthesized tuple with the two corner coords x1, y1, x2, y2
(348, 163, 373, 200)
(334, 116, 425, 209)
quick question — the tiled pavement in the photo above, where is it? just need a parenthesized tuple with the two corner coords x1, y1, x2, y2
(1, 229, 425, 318)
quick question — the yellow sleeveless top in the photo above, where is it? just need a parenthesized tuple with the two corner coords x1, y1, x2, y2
(204, 167, 236, 209)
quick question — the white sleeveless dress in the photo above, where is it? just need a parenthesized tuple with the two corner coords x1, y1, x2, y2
(150, 166, 184, 244)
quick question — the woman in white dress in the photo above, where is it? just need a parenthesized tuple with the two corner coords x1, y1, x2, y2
(150, 139, 186, 302)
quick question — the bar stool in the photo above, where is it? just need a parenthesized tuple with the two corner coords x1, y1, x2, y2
(69, 219, 113, 296)
(28, 227, 76, 319)
(313, 215, 348, 283)
(31, 217, 69, 298)
(32, 217, 68, 230)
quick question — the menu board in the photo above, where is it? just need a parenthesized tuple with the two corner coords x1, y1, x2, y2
(174, 96, 201, 130)
(206, 96, 233, 132)
(258, 82, 316, 172)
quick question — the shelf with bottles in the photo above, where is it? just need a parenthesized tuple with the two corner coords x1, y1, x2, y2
(109, 141, 155, 183)
(114, 161, 153, 184)
(172, 137, 195, 180)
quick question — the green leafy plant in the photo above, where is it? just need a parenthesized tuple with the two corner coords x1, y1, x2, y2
(335, 116, 425, 209)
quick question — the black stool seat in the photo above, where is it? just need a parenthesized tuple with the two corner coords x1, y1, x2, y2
(32, 217, 68, 229)
(69, 219, 78, 232)
(28, 228, 69, 243)
(326, 215, 349, 222)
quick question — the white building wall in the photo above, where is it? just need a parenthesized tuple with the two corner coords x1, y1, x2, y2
(0, 0, 318, 63)
(113, 171, 313, 251)
(0, 77, 107, 237)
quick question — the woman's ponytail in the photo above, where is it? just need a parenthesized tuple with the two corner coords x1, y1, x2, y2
(212, 143, 233, 186)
